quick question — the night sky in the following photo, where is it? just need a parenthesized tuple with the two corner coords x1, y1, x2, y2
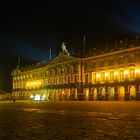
(0, 0, 140, 92)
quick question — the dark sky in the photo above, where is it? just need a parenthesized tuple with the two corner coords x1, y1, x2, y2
(0, 0, 140, 92)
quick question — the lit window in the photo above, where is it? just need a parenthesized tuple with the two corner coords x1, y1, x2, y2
(96, 74, 100, 82)
(129, 67, 135, 79)
(101, 71, 105, 82)
(110, 70, 114, 81)
(114, 71, 118, 76)
(119, 69, 124, 81)
(92, 72, 96, 84)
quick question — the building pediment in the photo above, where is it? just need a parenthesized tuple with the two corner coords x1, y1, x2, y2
(48, 53, 78, 66)
(11, 68, 21, 76)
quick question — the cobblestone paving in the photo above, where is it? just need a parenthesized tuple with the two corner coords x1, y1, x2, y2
(0, 101, 140, 140)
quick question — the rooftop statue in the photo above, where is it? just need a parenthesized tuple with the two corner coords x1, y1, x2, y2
(61, 42, 69, 55)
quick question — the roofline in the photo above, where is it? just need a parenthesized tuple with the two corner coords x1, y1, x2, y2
(83, 45, 140, 60)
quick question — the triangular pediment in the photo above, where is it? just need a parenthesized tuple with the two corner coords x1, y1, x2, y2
(48, 53, 78, 66)
(11, 68, 22, 76)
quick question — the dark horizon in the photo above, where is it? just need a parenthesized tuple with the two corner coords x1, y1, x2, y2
(0, 0, 140, 92)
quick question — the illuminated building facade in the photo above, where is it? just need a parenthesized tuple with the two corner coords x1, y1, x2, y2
(11, 41, 140, 101)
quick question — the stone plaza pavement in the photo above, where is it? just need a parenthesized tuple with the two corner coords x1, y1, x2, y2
(0, 101, 140, 140)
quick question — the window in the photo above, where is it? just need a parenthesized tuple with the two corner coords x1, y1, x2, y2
(92, 62, 96, 69)
(50, 69, 54, 75)
(92, 72, 96, 83)
(59, 68, 61, 75)
(130, 67, 135, 79)
(59, 77, 62, 84)
(85, 74, 88, 83)
(50, 78, 53, 85)
(62, 68, 65, 73)
(44, 71, 48, 76)
(56, 68, 59, 75)
(56, 77, 59, 85)
(89, 73, 92, 82)
(67, 76, 70, 83)
(64, 76, 67, 83)
(101, 71, 105, 82)
(62, 76, 65, 84)
(110, 70, 114, 81)
(95, 60, 99, 67)
(84, 62, 91, 70)
(100, 60, 104, 67)
(109, 59, 114, 66)
(29, 74, 32, 78)
(47, 70, 50, 76)
(74, 65, 78, 72)
(46, 79, 48, 85)
(119, 69, 124, 81)
(84, 62, 88, 70)
(118, 56, 123, 65)
(128, 54, 135, 63)
(74, 75, 78, 83)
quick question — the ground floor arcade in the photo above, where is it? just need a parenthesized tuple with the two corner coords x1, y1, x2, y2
(12, 83, 140, 101)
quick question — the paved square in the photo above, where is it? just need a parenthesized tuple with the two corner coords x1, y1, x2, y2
(0, 101, 140, 139)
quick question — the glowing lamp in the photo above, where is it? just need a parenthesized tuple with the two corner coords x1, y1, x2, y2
(124, 70, 128, 75)
(105, 73, 108, 76)
(34, 94, 40, 100)
(42, 94, 46, 98)
(30, 94, 34, 99)
(135, 69, 140, 73)
(114, 72, 118, 76)
(96, 74, 100, 78)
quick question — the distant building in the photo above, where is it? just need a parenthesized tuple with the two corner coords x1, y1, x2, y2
(11, 40, 140, 101)
(0, 90, 11, 101)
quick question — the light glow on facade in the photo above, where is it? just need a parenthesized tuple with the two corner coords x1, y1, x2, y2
(114, 71, 118, 76)
(105, 72, 108, 77)
(11, 42, 140, 101)
(30, 94, 47, 101)
(124, 70, 129, 75)
(26, 80, 42, 89)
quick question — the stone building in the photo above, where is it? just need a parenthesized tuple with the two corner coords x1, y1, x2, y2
(11, 40, 140, 101)
(0, 90, 11, 101)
